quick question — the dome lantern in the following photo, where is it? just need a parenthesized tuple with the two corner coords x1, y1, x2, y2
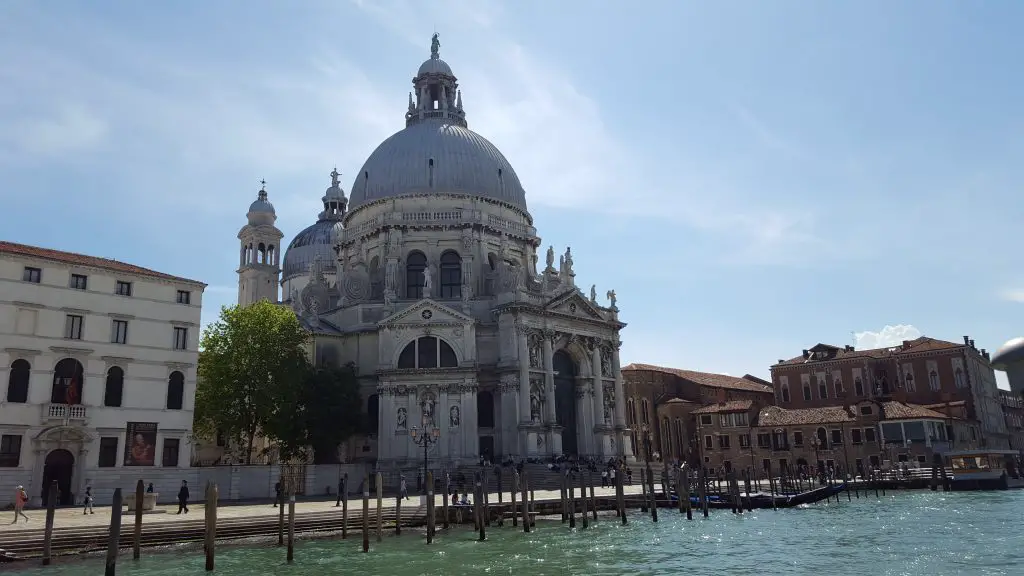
(406, 33, 467, 129)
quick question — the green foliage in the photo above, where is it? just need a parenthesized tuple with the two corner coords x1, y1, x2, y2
(195, 301, 310, 464)
(302, 364, 364, 464)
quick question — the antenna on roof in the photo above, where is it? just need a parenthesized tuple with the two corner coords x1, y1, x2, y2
(850, 330, 856, 348)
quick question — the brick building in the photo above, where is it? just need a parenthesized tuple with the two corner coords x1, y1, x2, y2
(621, 363, 775, 464)
(998, 390, 1024, 454)
(769, 336, 1008, 449)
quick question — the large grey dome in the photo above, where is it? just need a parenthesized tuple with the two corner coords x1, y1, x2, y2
(347, 121, 528, 212)
(282, 219, 343, 281)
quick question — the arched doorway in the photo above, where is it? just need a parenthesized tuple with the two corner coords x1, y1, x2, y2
(42, 449, 75, 506)
(553, 351, 578, 455)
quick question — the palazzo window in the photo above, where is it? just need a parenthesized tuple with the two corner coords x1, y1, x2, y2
(439, 251, 462, 299)
(397, 336, 458, 369)
(167, 371, 185, 410)
(406, 252, 427, 299)
(104, 366, 124, 407)
(6, 359, 30, 403)
(0, 435, 22, 467)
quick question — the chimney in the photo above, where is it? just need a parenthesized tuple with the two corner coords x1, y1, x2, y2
(964, 336, 970, 345)
(777, 359, 785, 365)
(802, 349, 810, 359)
(983, 350, 990, 361)
(970, 339, 976, 349)
(902, 340, 911, 349)
(845, 345, 854, 352)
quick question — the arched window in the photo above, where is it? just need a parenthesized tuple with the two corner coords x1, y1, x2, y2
(104, 366, 124, 407)
(929, 370, 940, 391)
(257, 243, 267, 264)
(397, 337, 458, 369)
(406, 252, 427, 299)
(661, 416, 671, 456)
(954, 368, 964, 388)
(51, 358, 84, 405)
(6, 359, 30, 403)
(478, 391, 495, 428)
(816, 427, 829, 450)
(267, 245, 276, 266)
(367, 394, 379, 434)
(167, 371, 184, 410)
(439, 251, 462, 299)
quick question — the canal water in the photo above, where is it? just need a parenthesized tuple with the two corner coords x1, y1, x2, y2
(12, 490, 1023, 575)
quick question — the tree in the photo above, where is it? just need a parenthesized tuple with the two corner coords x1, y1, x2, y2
(195, 301, 310, 464)
(302, 364, 364, 464)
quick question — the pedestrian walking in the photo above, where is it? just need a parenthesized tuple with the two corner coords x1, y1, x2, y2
(400, 475, 409, 500)
(11, 485, 29, 523)
(176, 480, 190, 514)
(83, 485, 94, 514)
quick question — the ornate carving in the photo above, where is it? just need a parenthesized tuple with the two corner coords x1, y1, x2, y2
(603, 383, 614, 424)
(545, 246, 555, 271)
(420, 392, 437, 428)
(590, 284, 597, 303)
(601, 348, 612, 377)
(585, 336, 597, 352)
(396, 407, 407, 430)
(461, 228, 474, 251)
(529, 376, 544, 423)
(563, 247, 574, 277)
(449, 405, 461, 427)
(537, 434, 545, 449)
(527, 333, 542, 369)
(422, 265, 433, 299)
(574, 385, 586, 399)
(542, 329, 557, 343)
(342, 263, 371, 303)
(498, 373, 519, 393)
(606, 289, 617, 310)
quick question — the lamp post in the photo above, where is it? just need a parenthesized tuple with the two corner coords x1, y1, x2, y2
(409, 418, 440, 496)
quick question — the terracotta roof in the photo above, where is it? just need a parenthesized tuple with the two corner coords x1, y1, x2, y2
(623, 363, 773, 393)
(773, 337, 965, 367)
(692, 400, 754, 414)
(0, 240, 205, 286)
(757, 405, 856, 427)
(922, 400, 967, 409)
(880, 401, 952, 420)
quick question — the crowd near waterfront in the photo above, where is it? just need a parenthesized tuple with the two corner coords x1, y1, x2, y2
(6, 490, 1021, 576)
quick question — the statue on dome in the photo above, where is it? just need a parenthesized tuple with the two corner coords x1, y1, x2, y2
(545, 246, 555, 271)
(330, 167, 340, 187)
(563, 247, 574, 276)
(430, 33, 440, 59)
(590, 284, 597, 303)
(606, 289, 617, 310)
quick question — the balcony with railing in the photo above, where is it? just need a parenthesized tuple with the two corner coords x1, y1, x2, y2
(43, 403, 88, 424)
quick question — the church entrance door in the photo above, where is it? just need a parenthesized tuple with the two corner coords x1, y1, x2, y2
(553, 351, 578, 455)
(42, 449, 75, 506)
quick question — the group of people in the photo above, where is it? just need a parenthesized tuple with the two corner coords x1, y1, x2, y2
(11, 480, 192, 523)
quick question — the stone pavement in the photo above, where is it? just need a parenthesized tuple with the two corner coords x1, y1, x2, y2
(0, 484, 647, 533)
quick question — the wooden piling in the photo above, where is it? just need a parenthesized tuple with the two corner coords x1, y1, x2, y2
(278, 486, 285, 546)
(743, 470, 752, 512)
(647, 463, 658, 522)
(940, 463, 950, 492)
(483, 473, 491, 527)
(511, 472, 519, 527)
(698, 467, 709, 518)
(529, 486, 536, 527)
(497, 468, 503, 503)
(560, 472, 568, 523)
(442, 472, 450, 530)
(683, 467, 693, 519)
(395, 489, 402, 536)
(105, 488, 123, 576)
(615, 465, 627, 525)
(579, 472, 589, 529)
(568, 476, 576, 529)
(675, 468, 684, 514)
(204, 482, 217, 572)
(589, 472, 597, 521)
(475, 477, 485, 541)
(42, 481, 57, 566)
(362, 474, 370, 553)
(426, 471, 435, 544)
(133, 480, 143, 561)
(341, 477, 349, 539)
(520, 472, 530, 533)
(375, 473, 383, 543)
(639, 468, 648, 513)
(286, 493, 295, 563)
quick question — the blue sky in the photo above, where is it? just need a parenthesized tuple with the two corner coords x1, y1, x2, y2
(2, 0, 1022, 387)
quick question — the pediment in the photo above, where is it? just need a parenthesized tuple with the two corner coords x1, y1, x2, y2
(544, 290, 605, 321)
(378, 299, 474, 328)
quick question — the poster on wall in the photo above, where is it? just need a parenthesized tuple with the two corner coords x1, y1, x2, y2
(124, 422, 157, 466)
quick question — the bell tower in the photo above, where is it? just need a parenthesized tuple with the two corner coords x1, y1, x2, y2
(237, 180, 284, 306)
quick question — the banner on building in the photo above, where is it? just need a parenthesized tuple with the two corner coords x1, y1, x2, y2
(124, 422, 157, 466)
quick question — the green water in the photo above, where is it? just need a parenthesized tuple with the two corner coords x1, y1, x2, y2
(13, 491, 1024, 575)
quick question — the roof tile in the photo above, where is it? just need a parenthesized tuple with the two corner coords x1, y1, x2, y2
(692, 400, 754, 414)
(623, 363, 773, 394)
(0, 241, 205, 286)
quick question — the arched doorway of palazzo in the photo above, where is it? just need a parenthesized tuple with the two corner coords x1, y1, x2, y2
(553, 351, 578, 455)
(42, 449, 75, 506)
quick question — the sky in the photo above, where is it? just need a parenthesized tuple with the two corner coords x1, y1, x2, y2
(2, 0, 1022, 388)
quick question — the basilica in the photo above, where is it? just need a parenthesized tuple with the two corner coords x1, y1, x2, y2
(235, 35, 631, 469)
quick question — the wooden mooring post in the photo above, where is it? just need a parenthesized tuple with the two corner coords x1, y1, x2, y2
(615, 465, 627, 525)
(286, 493, 296, 563)
(683, 467, 693, 519)
(475, 475, 485, 542)
(341, 477, 349, 539)
(375, 472, 383, 542)
(442, 472, 450, 530)
(133, 480, 144, 561)
(426, 471, 435, 544)
(560, 472, 568, 523)
(511, 472, 518, 527)
(568, 474, 577, 529)
(277, 487, 285, 546)
(647, 462, 658, 522)
(639, 468, 648, 513)
(497, 468, 503, 503)
(743, 470, 753, 512)
(106, 488, 123, 576)
(579, 472, 589, 529)
(362, 474, 370, 553)
(698, 467, 709, 518)
(42, 481, 57, 566)
(204, 482, 217, 572)
(520, 472, 530, 533)
(589, 472, 598, 521)
(395, 488, 403, 536)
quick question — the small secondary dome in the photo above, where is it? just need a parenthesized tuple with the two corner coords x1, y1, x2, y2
(246, 181, 276, 226)
(992, 337, 1024, 370)
(346, 33, 528, 213)
(281, 169, 347, 282)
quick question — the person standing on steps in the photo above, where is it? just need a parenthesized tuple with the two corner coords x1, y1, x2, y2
(146, 483, 154, 494)
(83, 485, 94, 514)
(176, 480, 190, 514)
(11, 485, 29, 523)
(400, 475, 409, 500)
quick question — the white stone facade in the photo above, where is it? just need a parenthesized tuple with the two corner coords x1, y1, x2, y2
(0, 242, 205, 505)
(266, 37, 634, 472)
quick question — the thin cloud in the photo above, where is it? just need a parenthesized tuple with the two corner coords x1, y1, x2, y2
(999, 288, 1024, 303)
(854, 324, 923, 350)
(734, 104, 802, 157)
(4, 103, 107, 158)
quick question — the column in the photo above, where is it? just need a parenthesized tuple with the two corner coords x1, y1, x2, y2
(518, 328, 530, 422)
(543, 332, 556, 423)
(380, 392, 394, 463)
(116, 429, 128, 467)
(74, 448, 89, 501)
(31, 449, 46, 506)
(464, 385, 479, 458)
(407, 392, 418, 461)
(591, 344, 605, 427)
(613, 344, 626, 427)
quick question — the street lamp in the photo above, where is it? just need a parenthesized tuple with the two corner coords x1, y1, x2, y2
(409, 418, 440, 495)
